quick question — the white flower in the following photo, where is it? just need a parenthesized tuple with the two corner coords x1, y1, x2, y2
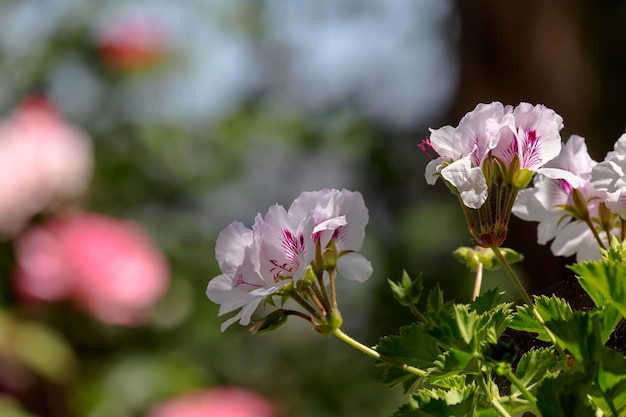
(591, 133, 626, 219)
(424, 102, 511, 209)
(492, 102, 563, 173)
(258, 204, 315, 283)
(207, 188, 373, 331)
(513, 135, 608, 261)
(289, 188, 372, 282)
(207, 218, 290, 331)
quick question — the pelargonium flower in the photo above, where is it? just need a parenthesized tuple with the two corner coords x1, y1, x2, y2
(423, 102, 512, 209)
(147, 387, 277, 417)
(513, 135, 610, 261)
(207, 189, 373, 333)
(591, 133, 626, 219)
(14, 212, 169, 326)
(289, 188, 372, 282)
(422, 101, 564, 248)
(491, 102, 564, 185)
(0, 97, 93, 235)
(207, 217, 293, 331)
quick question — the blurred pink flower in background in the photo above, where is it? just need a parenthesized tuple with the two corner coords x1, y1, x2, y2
(96, 16, 169, 72)
(0, 96, 93, 236)
(14, 212, 169, 326)
(147, 387, 278, 417)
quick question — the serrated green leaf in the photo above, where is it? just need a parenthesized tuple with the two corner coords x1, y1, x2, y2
(509, 305, 551, 341)
(376, 323, 442, 369)
(534, 294, 574, 323)
(593, 346, 626, 415)
(431, 348, 477, 379)
(543, 310, 604, 366)
(569, 248, 626, 322)
(426, 286, 451, 316)
(470, 288, 504, 314)
(514, 347, 559, 394)
(382, 366, 422, 392)
(454, 305, 479, 347)
(536, 371, 596, 417)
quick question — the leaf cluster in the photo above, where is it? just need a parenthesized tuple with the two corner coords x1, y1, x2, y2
(380, 241, 626, 417)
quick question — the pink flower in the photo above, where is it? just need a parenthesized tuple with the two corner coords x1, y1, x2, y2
(96, 16, 168, 72)
(14, 212, 169, 326)
(0, 97, 93, 235)
(147, 387, 277, 417)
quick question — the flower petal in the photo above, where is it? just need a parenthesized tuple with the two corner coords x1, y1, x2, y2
(336, 252, 372, 282)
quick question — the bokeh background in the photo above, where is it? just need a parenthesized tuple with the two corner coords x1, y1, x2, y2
(0, 1, 624, 416)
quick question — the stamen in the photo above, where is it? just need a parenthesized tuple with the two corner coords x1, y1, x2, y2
(418, 139, 439, 160)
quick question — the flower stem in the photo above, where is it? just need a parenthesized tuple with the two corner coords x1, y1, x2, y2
(472, 261, 483, 301)
(491, 246, 533, 307)
(328, 268, 338, 310)
(290, 290, 324, 320)
(503, 369, 539, 414)
(583, 215, 607, 250)
(478, 373, 512, 417)
(492, 246, 566, 359)
(332, 328, 426, 377)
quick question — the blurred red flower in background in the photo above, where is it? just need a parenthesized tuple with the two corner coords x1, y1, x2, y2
(0, 96, 93, 236)
(14, 212, 169, 326)
(147, 387, 278, 417)
(96, 16, 169, 72)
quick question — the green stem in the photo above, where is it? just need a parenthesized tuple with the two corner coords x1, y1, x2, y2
(491, 246, 566, 359)
(491, 246, 533, 307)
(583, 215, 607, 250)
(503, 369, 539, 414)
(332, 328, 426, 377)
(472, 261, 483, 301)
(478, 372, 512, 417)
(290, 290, 324, 320)
(328, 268, 338, 310)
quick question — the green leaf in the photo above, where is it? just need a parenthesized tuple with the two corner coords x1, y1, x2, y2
(509, 305, 551, 342)
(534, 294, 574, 323)
(514, 347, 559, 394)
(431, 348, 477, 379)
(388, 271, 424, 307)
(569, 241, 626, 321)
(470, 288, 504, 314)
(376, 323, 441, 370)
(593, 346, 626, 416)
(381, 366, 422, 392)
(482, 340, 518, 374)
(536, 371, 596, 417)
(0, 312, 76, 384)
(426, 286, 452, 316)
(543, 309, 604, 366)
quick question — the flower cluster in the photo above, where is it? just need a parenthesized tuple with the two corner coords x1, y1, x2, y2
(514, 133, 626, 261)
(422, 102, 565, 247)
(206, 188, 372, 332)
